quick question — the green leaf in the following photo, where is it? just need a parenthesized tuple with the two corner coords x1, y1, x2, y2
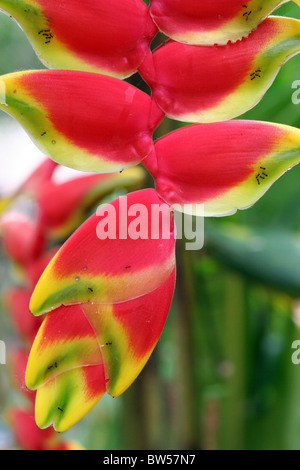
(206, 224, 300, 298)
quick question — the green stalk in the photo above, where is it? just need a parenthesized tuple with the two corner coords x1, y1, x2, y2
(219, 272, 247, 450)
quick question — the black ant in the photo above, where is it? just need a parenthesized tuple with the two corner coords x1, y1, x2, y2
(256, 166, 269, 184)
(242, 5, 252, 21)
(250, 69, 262, 80)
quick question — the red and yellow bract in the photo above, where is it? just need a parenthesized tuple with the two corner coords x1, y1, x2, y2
(149, 0, 300, 45)
(0, 70, 164, 172)
(0, 0, 157, 78)
(143, 121, 300, 216)
(139, 17, 300, 122)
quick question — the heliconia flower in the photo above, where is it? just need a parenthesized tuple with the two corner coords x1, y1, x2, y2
(0, 211, 45, 266)
(26, 271, 175, 432)
(25, 189, 176, 431)
(38, 167, 145, 239)
(149, 0, 300, 45)
(5, 407, 84, 450)
(0, 159, 56, 218)
(139, 17, 300, 123)
(4, 288, 44, 343)
(0, 70, 164, 172)
(29, 189, 176, 316)
(18, 158, 57, 199)
(143, 121, 300, 217)
(0, 0, 157, 78)
(5, 407, 59, 450)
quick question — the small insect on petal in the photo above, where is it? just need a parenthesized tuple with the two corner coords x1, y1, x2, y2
(139, 17, 300, 123)
(26, 270, 175, 431)
(82, 268, 176, 398)
(34, 364, 107, 432)
(0, 70, 164, 172)
(0, 0, 157, 78)
(149, 0, 300, 45)
(25, 304, 104, 391)
(143, 121, 300, 217)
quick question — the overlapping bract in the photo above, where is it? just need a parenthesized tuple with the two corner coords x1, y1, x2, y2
(6, 350, 85, 449)
(37, 167, 145, 239)
(0, 0, 298, 436)
(29, 189, 176, 314)
(25, 189, 176, 431)
(0, 9, 299, 164)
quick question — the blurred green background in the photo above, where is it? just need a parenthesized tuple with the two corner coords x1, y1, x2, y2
(0, 2, 300, 450)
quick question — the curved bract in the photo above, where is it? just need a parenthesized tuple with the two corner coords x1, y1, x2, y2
(6, 406, 85, 449)
(18, 159, 57, 198)
(143, 121, 300, 217)
(29, 189, 176, 315)
(0, 0, 157, 78)
(0, 211, 45, 265)
(25, 197, 176, 431)
(4, 288, 44, 343)
(139, 17, 300, 123)
(149, 0, 300, 45)
(26, 271, 175, 431)
(25, 271, 175, 432)
(0, 70, 164, 172)
(38, 167, 145, 239)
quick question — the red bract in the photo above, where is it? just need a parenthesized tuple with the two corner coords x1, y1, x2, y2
(29, 189, 176, 315)
(0, 0, 299, 439)
(6, 407, 58, 450)
(25, 189, 176, 431)
(139, 17, 300, 122)
(6, 407, 84, 450)
(18, 159, 57, 199)
(149, 0, 300, 44)
(0, 70, 164, 172)
(37, 167, 145, 239)
(143, 121, 300, 216)
(0, 0, 157, 78)
(4, 288, 44, 344)
(0, 212, 45, 265)
(9, 350, 35, 404)
(26, 271, 176, 431)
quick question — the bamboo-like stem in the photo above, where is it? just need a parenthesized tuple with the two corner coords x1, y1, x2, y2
(219, 272, 247, 450)
(173, 239, 202, 449)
